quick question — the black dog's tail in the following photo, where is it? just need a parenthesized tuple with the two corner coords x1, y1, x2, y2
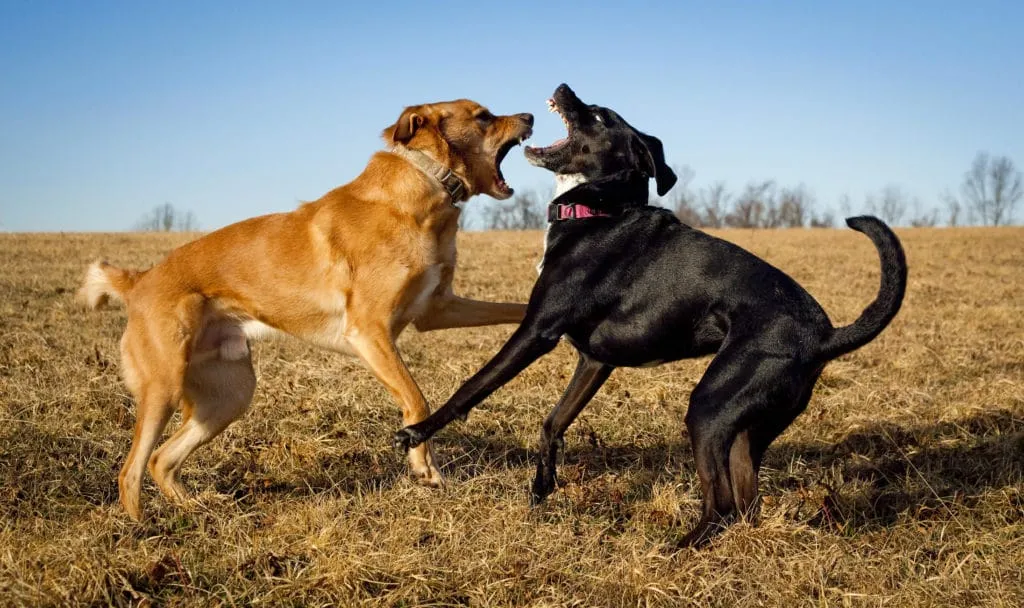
(817, 216, 907, 362)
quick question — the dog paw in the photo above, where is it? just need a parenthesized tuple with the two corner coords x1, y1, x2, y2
(416, 466, 445, 489)
(529, 475, 556, 507)
(674, 517, 724, 549)
(393, 426, 427, 453)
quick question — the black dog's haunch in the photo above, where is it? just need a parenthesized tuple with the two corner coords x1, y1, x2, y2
(395, 83, 908, 547)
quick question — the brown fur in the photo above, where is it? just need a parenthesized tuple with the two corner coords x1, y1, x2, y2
(78, 99, 534, 519)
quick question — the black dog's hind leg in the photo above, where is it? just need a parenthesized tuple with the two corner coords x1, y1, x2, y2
(394, 322, 560, 452)
(532, 352, 613, 505)
(678, 345, 805, 548)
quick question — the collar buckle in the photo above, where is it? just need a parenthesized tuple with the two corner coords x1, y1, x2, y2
(439, 168, 465, 202)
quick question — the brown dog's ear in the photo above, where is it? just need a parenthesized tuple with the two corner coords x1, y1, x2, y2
(383, 106, 425, 144)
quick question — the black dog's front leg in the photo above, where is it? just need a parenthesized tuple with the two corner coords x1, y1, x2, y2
(532, 351, 613, 505)
(393, 322, 560, 452)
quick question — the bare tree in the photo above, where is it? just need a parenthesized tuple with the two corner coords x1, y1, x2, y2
(673, 198, 702, 227)
(665, 165, 702, 226)
(726, 180, 775, 228)
(134, 203, 199, 232)
(762, 197, 783, 228)
(777, 185, 813, 228)
(482, 189, 545, 230)
(959, 152, 1022, 226)
(809, 209, 836, 228)
(941, 190, 962, 227)
(909, 212, 937, 227)
(908, 199, 938, 227)
(838, 193, 853, 218)
(865, 185, 907, 226)
(699, 182, 731, 228)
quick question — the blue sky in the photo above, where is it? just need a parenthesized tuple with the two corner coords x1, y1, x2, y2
(1, 1, 1022, 231)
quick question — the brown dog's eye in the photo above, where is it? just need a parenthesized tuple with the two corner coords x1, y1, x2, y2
(475, 111, 495, 127)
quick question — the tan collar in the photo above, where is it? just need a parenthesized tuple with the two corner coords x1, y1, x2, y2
(390, 146, 469, 204)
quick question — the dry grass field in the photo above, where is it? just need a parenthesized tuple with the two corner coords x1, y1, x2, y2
(0, 225, 1022, 607)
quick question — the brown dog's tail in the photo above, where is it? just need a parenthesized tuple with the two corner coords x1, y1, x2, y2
(817, 216, 908, 362)
(77, 261, 146, 309)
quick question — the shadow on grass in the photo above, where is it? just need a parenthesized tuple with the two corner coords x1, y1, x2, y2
(769, 408, 1024, 531)
(5, 408, 1019, 535)
(210, 447, 407, 502)
(442, 407, 1023, 533)
(0, 424, 119, 521)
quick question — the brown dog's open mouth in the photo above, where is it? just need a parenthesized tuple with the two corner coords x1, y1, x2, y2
(494, 138, 519, 196)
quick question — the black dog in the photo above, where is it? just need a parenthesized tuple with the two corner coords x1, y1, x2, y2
(395, 84, 907, 547)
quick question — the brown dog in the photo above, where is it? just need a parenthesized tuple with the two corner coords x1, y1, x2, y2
(78, 99, 535, 519)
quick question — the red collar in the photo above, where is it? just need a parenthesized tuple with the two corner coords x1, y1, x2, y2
(547, 203, 613, 222)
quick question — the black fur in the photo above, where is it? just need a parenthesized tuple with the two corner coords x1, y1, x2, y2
(395, 84, 908, 547)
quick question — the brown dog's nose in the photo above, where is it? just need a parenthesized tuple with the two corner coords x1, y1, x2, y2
(517, 113, 534, 127)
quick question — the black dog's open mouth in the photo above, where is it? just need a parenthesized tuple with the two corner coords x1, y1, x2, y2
(525, 98, 572, 158)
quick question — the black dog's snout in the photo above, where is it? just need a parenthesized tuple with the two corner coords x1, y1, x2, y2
(553, 83, 581, 107)
(517, 113, 535, 127)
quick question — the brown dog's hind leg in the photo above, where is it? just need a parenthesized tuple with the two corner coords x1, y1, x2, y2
(116, 311, 189, 520)
(148, 351, 256, 504)
(119, 388, 177, 520)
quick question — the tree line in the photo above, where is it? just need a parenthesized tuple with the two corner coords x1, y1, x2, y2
(133, 151, 1020, 232)
(133, 202, 199, 232)
(474, 151, 1021, 230)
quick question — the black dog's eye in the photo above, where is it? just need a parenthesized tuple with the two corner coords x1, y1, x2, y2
(475, 111, 496, 127)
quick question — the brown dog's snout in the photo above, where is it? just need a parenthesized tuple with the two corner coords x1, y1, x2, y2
(516, 113, 535, 127)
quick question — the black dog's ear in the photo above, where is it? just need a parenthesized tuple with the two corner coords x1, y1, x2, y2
(632, 132, 677, 196)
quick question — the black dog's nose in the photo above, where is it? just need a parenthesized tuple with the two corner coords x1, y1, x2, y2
(517, 113, 534, 127)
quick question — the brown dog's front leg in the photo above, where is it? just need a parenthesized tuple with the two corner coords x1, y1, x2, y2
(414, 296, 526, 332)
(347, 323, 443, 487)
